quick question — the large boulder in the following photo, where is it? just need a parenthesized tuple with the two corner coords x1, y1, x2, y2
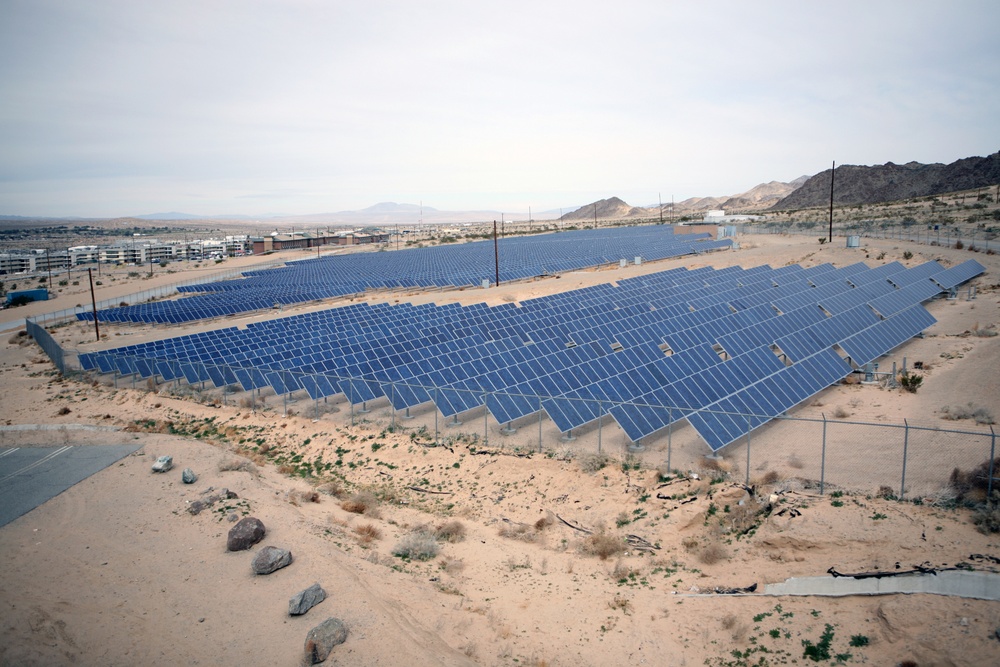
(304, 617, 348, 664)
(151, 455, 173, 473)
(251, 546, 292, 575)
(289, 583, 326, 616)
(227, 517, 265, 551)
(181, 468, 198, 484)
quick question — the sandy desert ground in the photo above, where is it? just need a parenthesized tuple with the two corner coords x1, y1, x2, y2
(2, 232, 1000, 666)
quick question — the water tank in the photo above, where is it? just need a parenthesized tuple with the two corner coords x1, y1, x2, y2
(846, 235, 860, 248)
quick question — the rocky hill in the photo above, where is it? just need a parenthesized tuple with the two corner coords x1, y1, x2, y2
(772, 152, 1000, 210)
(559, 197, 652, 221)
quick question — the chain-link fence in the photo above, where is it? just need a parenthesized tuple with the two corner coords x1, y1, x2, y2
(25, 317, 66, 375)
(49, 347, 994, 501)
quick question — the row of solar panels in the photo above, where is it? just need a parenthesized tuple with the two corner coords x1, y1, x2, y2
(78, 225, 730, 324)
(79, 259, 984, 451)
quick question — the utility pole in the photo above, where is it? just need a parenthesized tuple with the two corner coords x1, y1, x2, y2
(659, 193, 663, 223)
(593, 202, 598, 229)
(828, 160, 836, 243)
(88, 268, 100, 342)
(45, 247, 52, 287)
(493, 220, 500, 287)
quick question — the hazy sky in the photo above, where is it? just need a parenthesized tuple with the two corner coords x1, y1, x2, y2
(1, 1, 998, 218)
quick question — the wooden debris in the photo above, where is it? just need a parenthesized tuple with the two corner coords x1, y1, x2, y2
(555, 513, 592, 534)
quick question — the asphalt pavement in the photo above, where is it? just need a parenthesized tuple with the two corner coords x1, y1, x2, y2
(0, 444, 143, 528)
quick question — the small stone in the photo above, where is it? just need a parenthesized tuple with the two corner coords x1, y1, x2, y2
(182, 468, 197, 484)
(959, 617, 969, 627)
(304, 617, 348, 664)
(151, 455, 173, 473)
(252, 546, 293, 575)
(227, 517, 265, 551)
(227, 513, 239, 522)
(289, 583, 326, 616)
(198, 617, 205, 623)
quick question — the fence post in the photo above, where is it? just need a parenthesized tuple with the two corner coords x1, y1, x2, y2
(820, 413, 827, 495)
(597, 399, 602, 454)
(900, 419, 909, 499)
(538, 400, 543, 453)
(745, 414, 751, 486)
(667, 407, 673, 473)
(989, 425, 996, 503)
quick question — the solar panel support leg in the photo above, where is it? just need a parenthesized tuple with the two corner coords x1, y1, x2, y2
(434, 388, 439, 445)
(745, 415, 752, 487)
(113, 370, 118, 389)
(538, 406, 543, 453)
(283, 392, 287, 417)
(597, 401, 602, 453)
(502, 422, 516, 435)
(484, 395, 489, 447)
(561, 429, 575, 442)
(666, 409, 673, 473)
(403, 407, 414, 420)
(357, 401, 369, 414)
(449, 415, 462, 427)
(820, 414, 827, 496)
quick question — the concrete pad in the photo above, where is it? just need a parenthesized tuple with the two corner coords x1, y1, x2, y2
(0, 444, 143, 528)
(764, 570, 1000, 601)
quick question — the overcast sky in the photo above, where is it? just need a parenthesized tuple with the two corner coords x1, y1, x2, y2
(1, 1, 997, 218)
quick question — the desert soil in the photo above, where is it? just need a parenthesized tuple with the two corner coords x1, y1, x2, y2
(2, 233, 1000, 667)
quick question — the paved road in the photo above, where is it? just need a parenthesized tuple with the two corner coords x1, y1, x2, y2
(0, 444, 143, 528)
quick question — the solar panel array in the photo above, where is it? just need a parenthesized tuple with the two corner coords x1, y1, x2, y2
(79, 258, 985, 452)
(77, 226, 730, 325)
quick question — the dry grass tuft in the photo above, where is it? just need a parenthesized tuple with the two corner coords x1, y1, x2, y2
(434, 520, 467, 543)
(218, 455, 258, 475)
(608, 594, 632, 614)
(439, 556, 466, 575)
(534, 512, 555, 531)
(832, 405, 851, 419)
(392, 530, 439, 561)
(581, 531, 625, 561)
(341, 491, 379, 516)
(787, 453, 805, 470)
(353, 523, 382, 544)
(698, 541, 729, 565)
(579, 452, 611, 474)
(498, 522, 538, 543)
(286, 488, 320, 506)
(316, 480, 346, 498)
(757, 470, 780, 485)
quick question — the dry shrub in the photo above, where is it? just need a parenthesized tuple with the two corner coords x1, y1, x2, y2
(876, 485, 896, 500)
(57, 406, 71, 416)
(681, 537, 699, 551)
(608, 594, 632, 614)
(581, 531, 624, 561)
(353, 523, 382, 543)
(787, 453, 804, 469)
(757, 470, 780, 485)
(341, 491, 379, 515)
(316, 480, 346, 498)
(534, 512, 555, 531)
(497, 522, 538, 543)
(439, 557, 466, 575)
(287, 488, 320, 506)
(721, 613, 738, 630)
(435, 520, 467, 543)
(701, 456, 728, 472)
(832, 405, 851, 419)
(941, 403, 995, 425)
(949, 460, 996, 503)
(392, 530, 439, 561)
(579, 452, 611, 474)
(972, 501, 1000, 534)
(698, 541, 729, 565)
(218, 455, 258, 475)
(726, 497, 765, 535)
(277, 463, 297, 475)
(612, 559, 641, 582)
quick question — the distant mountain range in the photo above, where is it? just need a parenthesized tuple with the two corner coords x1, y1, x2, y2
(559, 177, 810, 221)
(771, 151, 1000, 210)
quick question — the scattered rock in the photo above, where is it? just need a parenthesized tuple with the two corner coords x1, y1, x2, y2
(151, 455, 173, 473)
(304, 617, 348, 664)
(289, 583, 326, 616)
(187, 500, 207, 516)
(187, 488, 238, 516)
(227, 517, 265, 551)
(182, 468, 197, 484)
(252, 546, 293, 574)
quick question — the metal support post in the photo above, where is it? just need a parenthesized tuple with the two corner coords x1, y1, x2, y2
(538, 403, 543, 453)
(900, 419, 909, 499)
(989, 426, 996, 503)
(666, 408, 673, 473)
(434, 388, 439, 445)
(484, 393, 489, 446)
(597, 400, 602, 454)
(745, 415, 752, 486)
(820, 414, 827, 495)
